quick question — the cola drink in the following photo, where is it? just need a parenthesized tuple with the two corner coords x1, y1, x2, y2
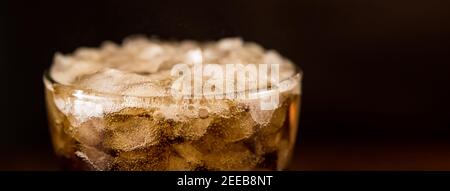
(44, 37, 301, 171)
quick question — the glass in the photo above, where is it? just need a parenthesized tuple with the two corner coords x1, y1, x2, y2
(43, 40, 302, 171)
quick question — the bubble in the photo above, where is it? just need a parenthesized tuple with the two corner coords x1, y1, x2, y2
(198, 108, 209, 119)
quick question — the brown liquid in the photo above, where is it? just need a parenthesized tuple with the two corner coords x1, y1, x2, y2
(45, 86, 300, 171)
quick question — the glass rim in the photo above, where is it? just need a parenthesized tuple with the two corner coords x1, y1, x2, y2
(43, 67, 302, 99)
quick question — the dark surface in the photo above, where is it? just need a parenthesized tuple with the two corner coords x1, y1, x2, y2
(1, 0, 450, 170)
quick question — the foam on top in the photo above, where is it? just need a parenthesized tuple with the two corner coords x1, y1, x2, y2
(50, 37, 298, 97)
(49, 37, 301, 124)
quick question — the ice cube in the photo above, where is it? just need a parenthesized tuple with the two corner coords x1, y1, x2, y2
(192, 131, 227, 154)
(50, 53, 102, 85)
(122, 81, 167, 97)
(70, 117, 105, 146)
(268, 104, 288, 130)
(166, 155, 197, 171)
(257, 104, 288, 136)
(75, 145, 112, 171)
(74, 68, 168, 97)
(112, 146, 169, 171)
(53, 85, 114, 126)
(170, 117, 212, 140)
(173, 142, 203, 165)
(213, 112, 257, 143)
(203, 143, 260, 171)
(46, 89, 77, 157)
(49, 116, 77, 158)
(103, 108, 161, 151)
(254, 131, 283, 155)
(253, 103, 288, 155)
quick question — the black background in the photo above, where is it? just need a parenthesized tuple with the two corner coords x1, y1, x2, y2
(1, 0, 450, 170)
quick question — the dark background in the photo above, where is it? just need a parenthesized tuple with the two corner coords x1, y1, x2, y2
(1, 0, 450, 170)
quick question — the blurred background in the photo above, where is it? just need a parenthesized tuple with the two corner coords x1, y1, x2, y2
(1, 0, 450, 170)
